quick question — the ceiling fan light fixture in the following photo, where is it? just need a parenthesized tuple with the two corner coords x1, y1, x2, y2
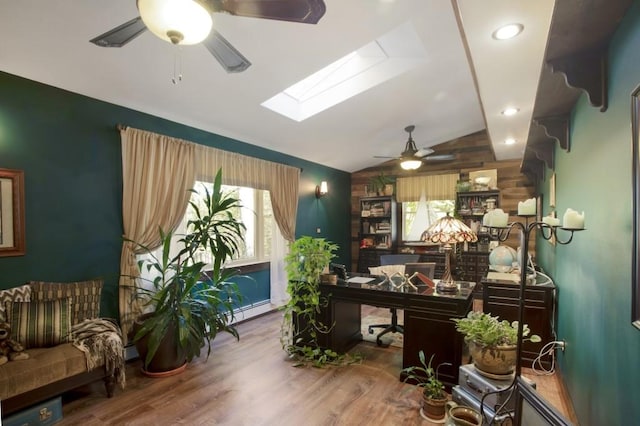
(138, 0, 213, 45)
(400, 159, 422, 170)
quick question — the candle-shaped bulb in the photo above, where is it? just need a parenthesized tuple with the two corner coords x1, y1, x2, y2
(562, 208, 585, 229)
(518, 198, 537, 215)
(542, 215, 560, 227)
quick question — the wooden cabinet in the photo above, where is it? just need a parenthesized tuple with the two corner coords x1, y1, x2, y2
(456, 190, 500, 252)
(417, 252, 447, 278)
(482, 278, 556, 369)
(456, 190, 500, 218)
(458, 252, 490, 297)
(357, 196, 396, 273)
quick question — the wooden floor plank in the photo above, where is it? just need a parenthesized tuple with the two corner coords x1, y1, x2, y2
(57, 308, 573, 425)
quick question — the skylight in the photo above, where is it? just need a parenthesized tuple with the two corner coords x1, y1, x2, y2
(261, 22, 428, 122)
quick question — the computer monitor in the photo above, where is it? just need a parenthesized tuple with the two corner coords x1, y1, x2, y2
(404, 262, 436, 279)
(404, 262, 436, 287)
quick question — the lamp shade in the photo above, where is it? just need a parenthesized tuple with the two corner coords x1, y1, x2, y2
(421, 214, 478, 244)
(421, 213, 477, 293)
(138, 0, 213, 45)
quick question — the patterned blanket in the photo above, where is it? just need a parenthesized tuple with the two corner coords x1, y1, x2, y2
(71, 318, 126, 388)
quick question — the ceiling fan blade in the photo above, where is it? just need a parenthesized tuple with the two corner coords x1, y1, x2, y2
(202, 30, 252, 73)
(90, 17, 147, 47)
(205, 0, 326, 24)
(415, 148, 434, 157)
(373, 155, 398, 159)
(423, 154, 457, 161)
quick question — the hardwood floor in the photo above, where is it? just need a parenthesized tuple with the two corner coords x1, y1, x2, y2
(58, 308, 575, 425)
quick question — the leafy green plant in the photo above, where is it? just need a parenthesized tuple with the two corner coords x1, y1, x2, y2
(128, 168, 249, 370)
(369, 172, 394, 195)
(280, 237, 359, 367)
(401, 351, 451, 400)
(283, 236, 338, 286)
(452, 311, 541, 347)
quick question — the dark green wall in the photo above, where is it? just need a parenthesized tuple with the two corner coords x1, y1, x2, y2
(535, 3, 640, 424)
(0, 71, 351, 319)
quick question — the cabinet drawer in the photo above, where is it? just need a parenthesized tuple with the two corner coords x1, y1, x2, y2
(485, 285, 548, 304)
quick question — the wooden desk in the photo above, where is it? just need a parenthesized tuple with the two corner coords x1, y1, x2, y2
(316, 279, 474, 387)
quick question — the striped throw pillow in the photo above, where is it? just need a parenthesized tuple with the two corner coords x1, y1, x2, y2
(0, 284, 32, 322)
(29, 279, 102, 325)
(7, 298, 72, 348)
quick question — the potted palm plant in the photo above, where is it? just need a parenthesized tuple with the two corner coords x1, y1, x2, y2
(452, 311, 541, 377)
(129, 169, 247, 376)
(401, 351, 452, 421)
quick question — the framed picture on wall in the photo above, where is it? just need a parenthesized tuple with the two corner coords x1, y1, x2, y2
(549, 173, 556, 208)
(0, 168, 26, 257)
(631, 84, 640, 329)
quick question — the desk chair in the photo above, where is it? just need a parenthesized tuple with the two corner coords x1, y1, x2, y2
(368, 254, 420, 346)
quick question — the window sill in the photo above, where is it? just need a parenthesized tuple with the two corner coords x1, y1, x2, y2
(205, 261, 270, 275)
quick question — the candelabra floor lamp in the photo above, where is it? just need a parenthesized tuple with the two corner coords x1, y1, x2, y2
(486, 216, 584, 424)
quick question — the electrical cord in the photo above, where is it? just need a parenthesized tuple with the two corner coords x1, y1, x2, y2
(531, 340, 566, 376)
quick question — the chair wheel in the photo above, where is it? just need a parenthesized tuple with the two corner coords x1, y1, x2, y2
(368, 327, 374, 334)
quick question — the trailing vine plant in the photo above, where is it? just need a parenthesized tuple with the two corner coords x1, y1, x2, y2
(280, 236, 359, 367)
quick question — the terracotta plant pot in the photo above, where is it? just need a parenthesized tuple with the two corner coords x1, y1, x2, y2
(468, 340, 517, 376)
(422, 393, 448, 421)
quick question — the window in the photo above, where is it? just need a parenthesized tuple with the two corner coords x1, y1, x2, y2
(140, 181, 273, 276)
(402, 199, 454, 241)
(187, 181, 273, 267)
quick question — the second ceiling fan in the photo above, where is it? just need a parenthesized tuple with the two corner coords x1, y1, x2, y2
(90, 0, 326, 73)
(375, 125, 456, 170)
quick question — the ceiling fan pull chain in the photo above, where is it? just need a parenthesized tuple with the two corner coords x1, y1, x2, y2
(172, 46, 183, 85)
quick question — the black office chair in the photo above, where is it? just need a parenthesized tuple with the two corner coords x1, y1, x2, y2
(368, 254, 420, 346)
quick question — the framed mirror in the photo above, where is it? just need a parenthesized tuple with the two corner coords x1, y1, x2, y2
(632, 85, 640, 329)
(0, 168, 26, 257)
(514, 376, 572, 426)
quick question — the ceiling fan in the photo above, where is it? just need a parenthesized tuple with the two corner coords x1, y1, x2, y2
(89, 0, 327, 73)
(375, 125, 457, 170)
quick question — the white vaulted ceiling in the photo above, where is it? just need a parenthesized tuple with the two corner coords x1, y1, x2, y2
(0, 0, 554, 172)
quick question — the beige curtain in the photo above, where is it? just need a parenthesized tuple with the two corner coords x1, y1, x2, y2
(395, 173, 460, 202)
(119, 127, 300, 341)
(118, 127, 196, 343)
(194, 144, 300, 241)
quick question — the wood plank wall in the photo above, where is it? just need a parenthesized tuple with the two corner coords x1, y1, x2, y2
(350, 131, 536, 271)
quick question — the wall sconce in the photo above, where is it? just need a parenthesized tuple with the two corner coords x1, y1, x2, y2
(316, 181, 328, 198)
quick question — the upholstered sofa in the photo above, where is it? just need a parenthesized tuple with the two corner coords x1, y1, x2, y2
(0, 280, 125, 417)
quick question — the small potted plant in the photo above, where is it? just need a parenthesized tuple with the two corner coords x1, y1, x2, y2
(401, 351, 451, 421)
(452, 311, 541, 376)
(369, 172, 394, 196)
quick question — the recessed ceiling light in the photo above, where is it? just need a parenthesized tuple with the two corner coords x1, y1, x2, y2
(505, 138, 516, 145)
(492, 23, 524, 40)
(501, 107, 519, 116)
